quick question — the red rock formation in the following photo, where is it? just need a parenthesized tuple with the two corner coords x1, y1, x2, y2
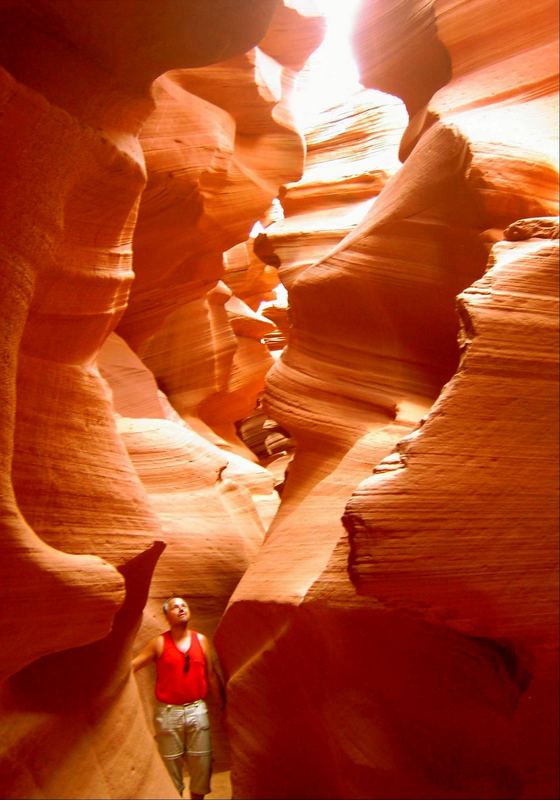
(264, 88, 407, 289)
(352, 0, 452, 117)
(0, 67, 127, 683)
(0, 0, 557, 797)
(224, 239, 281, 311)
(96, 330, 280, 785)
(259, 0, 327, 71)
(134, 281, 276, 460)
(117, 51, 304, 348)
(215, 1, 559, 799)
(98, 331, 277, 616)
(0, 0, 282, 797)
(115, 35, 314, 461)
(345, 219, 559, 798)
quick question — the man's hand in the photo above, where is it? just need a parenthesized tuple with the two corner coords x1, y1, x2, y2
(131, 635, 162, 672)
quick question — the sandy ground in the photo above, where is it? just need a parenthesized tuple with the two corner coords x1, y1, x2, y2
(207, 770, 232, 799)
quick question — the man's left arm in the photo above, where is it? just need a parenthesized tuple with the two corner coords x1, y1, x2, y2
(199, 633, 226, 710)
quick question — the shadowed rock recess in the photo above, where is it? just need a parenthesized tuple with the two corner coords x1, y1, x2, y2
(0, 1, 557, 798)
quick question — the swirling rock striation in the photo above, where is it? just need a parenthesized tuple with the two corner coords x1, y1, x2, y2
(0, 0, 281, 797)
(215, 1, 559, 798)
(345, 220, 559, 798)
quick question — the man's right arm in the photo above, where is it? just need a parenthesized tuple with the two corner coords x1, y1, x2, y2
(131, 635, 162, 672)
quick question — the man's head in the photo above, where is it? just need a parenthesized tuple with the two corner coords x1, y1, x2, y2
(163, 596, 191, 625)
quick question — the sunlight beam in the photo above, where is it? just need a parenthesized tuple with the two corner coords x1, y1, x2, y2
(289, 0, 363, 131)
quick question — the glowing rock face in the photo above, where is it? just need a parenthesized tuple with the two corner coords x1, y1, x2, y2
(0, 0, 558, 798)
(215, 2, 559, 799)
(344, 223, 559, 798)
(0, 0, 283, 796)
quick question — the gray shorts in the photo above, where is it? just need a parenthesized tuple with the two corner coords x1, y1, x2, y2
(154, 699, 212, 795)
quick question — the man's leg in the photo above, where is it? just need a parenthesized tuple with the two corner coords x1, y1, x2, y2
(154, 703, 186, 796)
(185, 752, 212, 800)
(184, 700, 212, 799)
(160, 753, 185, 797)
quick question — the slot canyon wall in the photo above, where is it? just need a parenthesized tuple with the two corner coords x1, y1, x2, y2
(0, 1, 557, 800)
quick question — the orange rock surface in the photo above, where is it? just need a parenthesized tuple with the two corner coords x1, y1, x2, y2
(0, 0, 558, 798)
(344, 220, 559, 797)
(215, 2, 559, 799)
(0, 0, 284, 797)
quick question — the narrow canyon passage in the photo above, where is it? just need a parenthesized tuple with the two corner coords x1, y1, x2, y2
(0, 1, 558, 799)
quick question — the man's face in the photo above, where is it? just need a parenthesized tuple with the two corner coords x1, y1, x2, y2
(165, 597, 191, 624)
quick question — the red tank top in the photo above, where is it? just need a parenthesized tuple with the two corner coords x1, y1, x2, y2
(155, 630, 208, 704)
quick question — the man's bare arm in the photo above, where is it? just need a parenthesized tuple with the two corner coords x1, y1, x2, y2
(199, 633, 225, 708)
(132, 635, 163, 672)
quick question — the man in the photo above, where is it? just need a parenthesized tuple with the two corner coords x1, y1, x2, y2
(132, 597, 224, 799)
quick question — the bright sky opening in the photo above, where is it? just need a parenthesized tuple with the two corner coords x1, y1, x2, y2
(289, 0, 363, 131)
(256, 0, 365, 310)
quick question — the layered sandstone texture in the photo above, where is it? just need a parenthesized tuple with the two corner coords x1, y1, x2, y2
(216, 1, 559, 799)
(344, 219, 559, 798)
(0, 0, 311, 797)
(0, 0, 558, 798)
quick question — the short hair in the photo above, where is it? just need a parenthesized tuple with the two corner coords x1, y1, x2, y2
(162, 596, 187, 615)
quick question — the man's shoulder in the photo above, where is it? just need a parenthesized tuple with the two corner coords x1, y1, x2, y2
(193, 631, 210, 656)
(152, 632, 166, 655)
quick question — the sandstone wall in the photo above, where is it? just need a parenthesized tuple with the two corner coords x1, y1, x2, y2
(0, 0, 557, 798)
(215, 1, 559, 798)
(0, 1, 291, 797)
